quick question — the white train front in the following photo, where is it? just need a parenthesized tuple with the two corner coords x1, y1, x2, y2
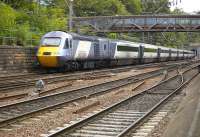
(37, 31, 195, 70)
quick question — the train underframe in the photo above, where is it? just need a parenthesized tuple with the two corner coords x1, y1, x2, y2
(46, 56, 190, 72)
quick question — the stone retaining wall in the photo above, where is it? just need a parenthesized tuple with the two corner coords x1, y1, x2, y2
(0, 46, 38, 73)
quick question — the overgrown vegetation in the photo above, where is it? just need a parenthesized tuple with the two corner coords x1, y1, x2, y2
(0, 0, 199, 47)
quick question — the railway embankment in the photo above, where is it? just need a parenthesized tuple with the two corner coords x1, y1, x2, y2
(162, 73, 200, 137)
(0, 46, 37, 73)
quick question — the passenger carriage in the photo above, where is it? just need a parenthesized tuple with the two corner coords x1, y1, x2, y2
(37, 31, 195, 70)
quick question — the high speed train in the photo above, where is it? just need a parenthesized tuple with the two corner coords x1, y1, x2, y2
(37, 31, 195, 70)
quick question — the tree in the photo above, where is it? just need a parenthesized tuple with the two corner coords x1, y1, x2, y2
(0, 0, 35, 9)
(0, 0, 198, 47)
(0, 2, 17, 45)
(0, 2, 16, 31)
(172, 8, 185, 14)
(120, 0, 142, 14)
(142, 0, 170, 14)
(73, 0, 128, 16)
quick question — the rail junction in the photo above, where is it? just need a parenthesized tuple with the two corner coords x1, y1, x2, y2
(0, 58, 199, 137)
(0, 64, 176, 128)
(41, 63, 200, 137)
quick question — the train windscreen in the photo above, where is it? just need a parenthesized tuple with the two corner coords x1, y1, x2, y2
(42, 37, 61, 46)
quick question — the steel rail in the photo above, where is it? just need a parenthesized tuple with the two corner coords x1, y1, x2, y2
(0, 61, 185, 102)
(117, 67, 199, 137)
(0, 66, 174, 128)
(0, 61, 184, 103)
(0, 60, 187, 92)
(43, 65, 199, 137)
(0, 73, 36, 80)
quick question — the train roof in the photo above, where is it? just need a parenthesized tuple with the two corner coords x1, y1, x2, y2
(42, 31, 70, 38)
(43, 31, 192, 52)
(111, 40, 139, 46)
(43, 31, 99, 41)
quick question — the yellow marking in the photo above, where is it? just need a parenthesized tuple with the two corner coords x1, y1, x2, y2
(37, 47, 59, 56)
(37, 47, 59, 67)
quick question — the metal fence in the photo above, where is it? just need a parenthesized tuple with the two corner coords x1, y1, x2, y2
(0, 29, 40, 47)
(0, 36, 39, 47)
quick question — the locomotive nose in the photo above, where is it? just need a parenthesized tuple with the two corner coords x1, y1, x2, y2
(37, 47, 60, 67)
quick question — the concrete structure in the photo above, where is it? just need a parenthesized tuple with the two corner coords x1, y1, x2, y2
(163, 74, 200, 137)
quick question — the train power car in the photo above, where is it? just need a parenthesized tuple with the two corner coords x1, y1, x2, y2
(37, 31, 195, 70)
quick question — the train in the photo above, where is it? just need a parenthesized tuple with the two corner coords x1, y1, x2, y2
(37, 31, 195, 70)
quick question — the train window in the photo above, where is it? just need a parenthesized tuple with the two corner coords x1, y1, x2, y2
(117, 45, 138, 52)
(144, 48, 157, 53)
(64, 38, 69, 49)
(171, 51, 177, 54)
(42, 38, 61, 46)
(161, 50, 169, 53)
(104, 44, 107, 50)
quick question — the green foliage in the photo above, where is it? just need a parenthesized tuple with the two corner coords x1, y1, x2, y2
(74, 0, 129, 16)
(0, 2, 16, 33)
(0, 0, 198, 48)
(4, 0, 40, 7)
(162, 33, 186, 48)
(15, 23, 31, 46)
(142, 0, 170, 14)
(120, 0, 142, 14)
(0, 1, 66, 46)
(0, 0, 145, 46)
(107, 33, 118, 39)
(172, 8, 186, 14)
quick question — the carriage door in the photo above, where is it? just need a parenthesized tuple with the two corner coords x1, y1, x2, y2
(64, 38, 72, 59)
(109, 42, 116, 59)
(157, 48, 161, 61)
(139, 45, 144, 63)
(177, 51, 179, 59)
(94, 42, 100, 59)
(108, 40, 111, 58)
(103, 40, 109, 59)
(169, 49, 172, 59)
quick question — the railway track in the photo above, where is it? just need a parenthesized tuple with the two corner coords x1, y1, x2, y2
(0, 60, 194, 102)
(0, 61, 171, 102)
(122, 96, 180, 137)
(0, 65, 178, 102)
(0, 72, 110, 91)
(0, 71, 111, 91)
(0, 64, 178, 128)
(0, 73, 36, 81)
(41, 64, 199, 137)
(0, 60, 193, 92)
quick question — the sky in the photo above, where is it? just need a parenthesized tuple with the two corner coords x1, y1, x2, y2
(170, 0, 200, 14)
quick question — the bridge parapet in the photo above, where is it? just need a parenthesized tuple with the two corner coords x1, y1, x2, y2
(73, 15, 200, 32)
